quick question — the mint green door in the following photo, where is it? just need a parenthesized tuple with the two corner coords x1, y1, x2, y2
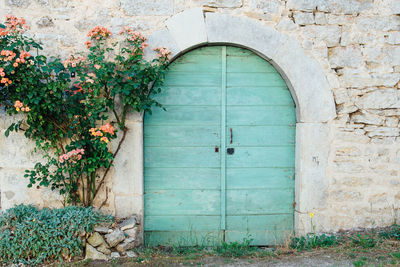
(144, 46, 295, 246)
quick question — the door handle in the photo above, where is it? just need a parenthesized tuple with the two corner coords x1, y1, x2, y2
(230, 128, 233, 144)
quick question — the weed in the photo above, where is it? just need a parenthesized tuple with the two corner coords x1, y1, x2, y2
(390, 252, 400, 259)
(348, 252, 357, 259)
(353, 259, 367, 266)
(379, 224, 400, 240)
(351, 233, 377, 248)
(290, 234, 338, 251)
(213, 238, 258, 257)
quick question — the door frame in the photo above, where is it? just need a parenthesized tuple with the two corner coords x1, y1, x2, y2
(112, 8, 337, 237)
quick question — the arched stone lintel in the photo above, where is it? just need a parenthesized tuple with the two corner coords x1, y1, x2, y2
(146, 8, 337, 123)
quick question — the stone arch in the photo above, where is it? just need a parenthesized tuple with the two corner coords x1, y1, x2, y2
(146, 8, 336, 123)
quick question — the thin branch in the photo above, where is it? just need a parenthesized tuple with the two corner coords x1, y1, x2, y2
(98, 187, 109, 210)
(93, 126, 128, 201)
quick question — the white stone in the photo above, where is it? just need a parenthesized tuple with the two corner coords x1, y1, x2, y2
(350, 111, 384, 125)
(205, 12, 287, 60)
(329, 46, 363, 68)
(391, 0, 400, 14)
(386, 117, 399, 127)
(314, 12, 327, 25)
(7, 0, 31, 7)
(383, 46, 400, 66)
(273, 38, 337, 122)
(87, 232, 106, 247)
(326, 14, 349, 25)
(111, 252, 120, 258)
(97, 243, 111, 256)
(252, 0, 280, 14)
(119, 216, 137, 231)
(365, 126, 400, 137)
(356, 16, 400, 32)
(124, 227, 139, 239)
(287, 0, 319, 11)
(276, 17, 298, 31)
(202, 0, 242, 8)
(317, 0, 373, 14)
(333, 88, 350, 105)
(105, 230, 125, 247)
(387, 32, 400, 45)
(126, 251, 137, 258)
(295, 123, 330, 223)
(166, 8, 207, 52)
(85, 244, 108, 260)
(94, 226, 112, 234)
(355, 89, 399, 109)
(341, 29, 380, 46)
(293, 12, 315, 25)
(339, 69, 400, 88)
(116, 237, 136, 253)
(120, 0, 174, 15)
(337, 103, 358, 115)
(302, 25, 341, 47)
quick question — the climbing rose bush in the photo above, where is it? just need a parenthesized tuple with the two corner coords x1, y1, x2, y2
(0, 15, 171, 206)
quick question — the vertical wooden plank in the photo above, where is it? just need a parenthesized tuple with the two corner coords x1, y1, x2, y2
(220, 46, 227, 231)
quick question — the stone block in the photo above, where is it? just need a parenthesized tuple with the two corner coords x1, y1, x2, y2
(94, 226, 112, 234)
(365, 126, 400, 137)
(350, 111, 384, 125)
(286, 0, 319, 11)
(119, 216, 137, 231)
(276, 17, 298, 31)
(302, 25, 341, 47)
(7, 0, 31, 7)
(295, 122, 330, 212)
(116, 237, 135, 253)
(120, 0, 174, 15)
(166, 8, 207, 52)
(202, 0, 242, 8)
(87, 232, 106, 247)
(206, 12, 287, 60)
(386, 117, 399, 127)
(387, 32, 400, 45)
(124, 227, 139, 239)
(391, 0, 400, 14)
(355, 89, 400, 109)
(96, 243, 111, 255)
(126, 251, 137, 257)
(273, 38, 336, 122)
(293, 12, 315, 25)
(314, 12, 327, 25)
(105, 230, 125, 247)
(329, 46, 363, 68)
(356, 16, 400, 32)
(111, 252, 120, 258)
(317, 0, 373, 14)
(85, 244, 108, 260)
(252, 0, 280, 14)
(36, 16, 54, 28)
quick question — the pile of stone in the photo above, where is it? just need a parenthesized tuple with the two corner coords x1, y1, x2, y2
(85, 216, 140, 260)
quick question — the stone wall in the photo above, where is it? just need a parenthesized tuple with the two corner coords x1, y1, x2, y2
(0, 0, 400, 235)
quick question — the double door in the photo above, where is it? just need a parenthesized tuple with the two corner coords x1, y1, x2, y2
(144, 46, 295, 246)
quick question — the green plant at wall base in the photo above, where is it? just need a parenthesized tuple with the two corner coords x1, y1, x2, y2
(0, 16, 170, 206)
(0, 204, 113, 265)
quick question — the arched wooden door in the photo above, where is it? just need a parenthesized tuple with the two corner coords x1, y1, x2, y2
(144, 46, 295, 246)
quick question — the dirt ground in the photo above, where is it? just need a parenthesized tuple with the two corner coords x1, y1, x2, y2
(68, 243, 400, 267)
